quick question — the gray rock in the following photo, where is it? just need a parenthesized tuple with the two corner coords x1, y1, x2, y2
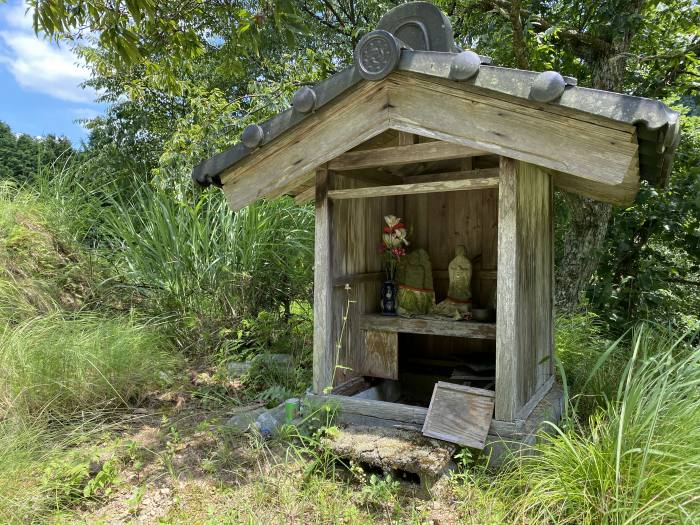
(253, 353, 293, 369)
(227, 408, 265, 432)
(226, 360, 253, 377)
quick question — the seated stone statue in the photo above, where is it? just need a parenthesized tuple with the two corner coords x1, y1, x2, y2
(396, 248, 435, 316)
(433, 245, 473, 320)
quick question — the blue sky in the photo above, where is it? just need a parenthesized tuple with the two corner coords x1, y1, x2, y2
(0, 1, 103, 145)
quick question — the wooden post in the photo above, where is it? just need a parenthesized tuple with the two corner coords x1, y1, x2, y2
(495, 157, 554, 421)
(313, 166, 334, 393)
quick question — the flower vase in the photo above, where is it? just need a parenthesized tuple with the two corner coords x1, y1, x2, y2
(380, 279, 397, 316)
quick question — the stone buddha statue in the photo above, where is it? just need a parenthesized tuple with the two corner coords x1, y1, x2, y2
(396, 248, 436, 316)
(433, 245, 473, 320)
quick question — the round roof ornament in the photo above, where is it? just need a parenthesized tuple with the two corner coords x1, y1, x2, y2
(292, 86, 317, 113)
(241, 124, 264, 149)
(354, 30, 403, 81)
(530, 71, 566, 102)
(450, 51, 481, 80)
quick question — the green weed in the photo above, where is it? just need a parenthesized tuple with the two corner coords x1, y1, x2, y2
(508, 324, 700, 524)
(0, 313, 181, 418)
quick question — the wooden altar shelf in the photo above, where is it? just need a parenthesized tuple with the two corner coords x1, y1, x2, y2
(327, 176, 498, 200)
(360, 314, 496, 340)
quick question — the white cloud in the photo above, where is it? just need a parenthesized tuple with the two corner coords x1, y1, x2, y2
(0, 1, 98, 104)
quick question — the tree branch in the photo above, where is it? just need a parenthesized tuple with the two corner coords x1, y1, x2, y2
(508, 0, 529, 69)
(474, 0, 612, 54)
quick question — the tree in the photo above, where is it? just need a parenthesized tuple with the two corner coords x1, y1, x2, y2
(32, 0, 700, 316)
(442, 0, 699, 311)
(0, 121, 75, 182)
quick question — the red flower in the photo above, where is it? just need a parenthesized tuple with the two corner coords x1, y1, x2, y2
(383, 226, 392, 233)
(394, 223, 405, 230)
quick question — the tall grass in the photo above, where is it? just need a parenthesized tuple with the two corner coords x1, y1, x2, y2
(508, 324, 700, 524)
(105, 186, 314, 350)
(0, 314, 181, 419)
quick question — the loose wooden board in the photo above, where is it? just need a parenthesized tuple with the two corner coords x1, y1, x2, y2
(422, 382, 495, 449)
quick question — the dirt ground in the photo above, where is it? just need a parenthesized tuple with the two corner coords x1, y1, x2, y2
(44, 380, 507, 525)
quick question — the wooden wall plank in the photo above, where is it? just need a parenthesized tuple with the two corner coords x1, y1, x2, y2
(359, 330, 399, 379)
(495, 157, 554, 421)
(313, 167, 335, 393)
(328, 173, 402, 385)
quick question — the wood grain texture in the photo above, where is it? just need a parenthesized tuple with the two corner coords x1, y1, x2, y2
(222, 81, 390, 211)
(403, 167, 499, 183)
(313, 167, 334, 393)
(219, 74, 640, 211)
(328, 174, 400, 385)
(306, 394, 518, 436)
(328, 141, 485, 171)
(386, 73, 639, 193)
(514, 375, 555, 421)
(360, 314, 496, 340)
(422, 382, 495, 449)
(495, 158, 554, 421)
(294, 185, 315, 205)
(359, 330, 399, 379)
(328, 177, 499, 200)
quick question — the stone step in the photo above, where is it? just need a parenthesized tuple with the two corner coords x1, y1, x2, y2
(322, 424, 457, 487)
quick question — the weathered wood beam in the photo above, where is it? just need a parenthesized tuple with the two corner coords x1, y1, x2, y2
(404, 167, 498, 183)
(360, 314, 496, 340)
(328, 177, 498, 200)
(313, 167, 334, 394)
(388, 74, 639, 190)
(495, 158, 554, 421)
(328, 141, 485, 171)
(306, 394, 521, 436)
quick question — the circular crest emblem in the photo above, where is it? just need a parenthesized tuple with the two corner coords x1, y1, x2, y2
(354, 30, 401, 81)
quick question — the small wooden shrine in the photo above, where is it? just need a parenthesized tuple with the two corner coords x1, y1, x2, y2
(194, 2, 680, 451)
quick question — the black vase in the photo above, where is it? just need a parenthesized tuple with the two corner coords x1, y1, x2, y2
(380, 280, 397, 316)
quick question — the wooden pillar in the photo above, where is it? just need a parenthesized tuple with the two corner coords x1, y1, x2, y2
(313, 166, 334, 394)
(495, 157, 554, 421)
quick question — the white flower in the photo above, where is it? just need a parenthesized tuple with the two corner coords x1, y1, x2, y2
(384, 215, 400, 228)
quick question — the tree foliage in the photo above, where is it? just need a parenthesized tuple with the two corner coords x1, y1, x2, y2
(0, 122, 74, 182)
(24, 0, 700, 329)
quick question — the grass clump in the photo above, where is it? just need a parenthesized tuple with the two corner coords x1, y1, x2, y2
(104, 186, 314, 352)
(507, 324, 700, 524)
(0, 182, 104, 321)
(0, 314, 181, 418)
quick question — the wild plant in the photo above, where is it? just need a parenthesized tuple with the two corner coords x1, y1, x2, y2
(508, 323, 700, 524)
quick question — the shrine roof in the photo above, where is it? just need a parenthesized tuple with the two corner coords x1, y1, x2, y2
(192, 2, 680, 197)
